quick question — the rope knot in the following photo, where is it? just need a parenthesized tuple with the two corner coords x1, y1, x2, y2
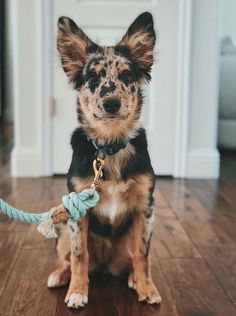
(62, 189, 99, 221)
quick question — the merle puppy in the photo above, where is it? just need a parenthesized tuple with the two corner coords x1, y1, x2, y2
(47, 12, 161, 308)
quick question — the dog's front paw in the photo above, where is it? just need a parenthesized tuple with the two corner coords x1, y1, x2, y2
(128, 274, 161, 304)
(65, 292, 88, 308)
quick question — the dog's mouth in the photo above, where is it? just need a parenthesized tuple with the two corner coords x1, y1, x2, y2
(93, 113, 129, 121)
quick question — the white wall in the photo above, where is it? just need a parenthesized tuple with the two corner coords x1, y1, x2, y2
(186, 0, 220, 178)
(10, 0, 44, 176)
(219, 0, 236, 43)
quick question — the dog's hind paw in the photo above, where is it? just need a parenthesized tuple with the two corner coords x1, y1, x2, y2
(128, 272, 136, 289)
(47, 268, 70, 288)
(47, 273, 61, 288)
(65, 293, 88, 308)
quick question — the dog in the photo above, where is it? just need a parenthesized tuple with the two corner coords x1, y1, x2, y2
(47, 12, 161, 308)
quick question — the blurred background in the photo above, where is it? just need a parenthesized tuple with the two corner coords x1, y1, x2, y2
(0, 0, 235, 180)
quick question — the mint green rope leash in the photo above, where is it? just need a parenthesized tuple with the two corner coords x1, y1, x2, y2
(0, 188, 99, 238)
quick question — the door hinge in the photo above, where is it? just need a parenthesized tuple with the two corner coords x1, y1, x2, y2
(49, 97, 56, 117)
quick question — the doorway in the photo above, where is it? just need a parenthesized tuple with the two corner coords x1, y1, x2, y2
(218, 0, 236, 179)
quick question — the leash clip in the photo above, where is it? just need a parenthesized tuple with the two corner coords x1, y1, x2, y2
(90, 157, 105, 194)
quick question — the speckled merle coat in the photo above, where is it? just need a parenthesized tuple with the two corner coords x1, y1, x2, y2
(47, 12, 161, 309)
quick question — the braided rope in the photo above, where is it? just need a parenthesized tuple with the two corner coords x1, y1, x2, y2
(0, 188, 99, 238)
(0, 200, 43, 223)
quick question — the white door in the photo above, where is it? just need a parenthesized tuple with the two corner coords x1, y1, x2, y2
(52, 0, 178, 175)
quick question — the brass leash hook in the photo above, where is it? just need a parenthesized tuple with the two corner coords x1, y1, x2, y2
(90, 157, 105, 194)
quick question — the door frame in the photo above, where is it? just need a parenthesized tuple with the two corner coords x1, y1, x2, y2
(173, 0, 193, 178)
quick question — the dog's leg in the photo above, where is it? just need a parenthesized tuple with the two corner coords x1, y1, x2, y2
(47, 227, 71, 287)
(65, 217, 89, 308)
(129, 209, 161, 304)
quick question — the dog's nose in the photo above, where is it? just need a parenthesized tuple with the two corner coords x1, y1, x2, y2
(103, 98, 121, 114)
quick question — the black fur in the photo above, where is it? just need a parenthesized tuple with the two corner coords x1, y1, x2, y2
(67, 128, 154, 185)
(125, 12, 155, 41)
(88, 79, 100, 94)
(89, 212, 133, 238)
(67, 129, 95, 191)
(100, 81, 116, 97)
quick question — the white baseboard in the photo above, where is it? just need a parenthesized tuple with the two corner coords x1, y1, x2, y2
(11, 146, 43, 177)
(186, 149, 220, 179)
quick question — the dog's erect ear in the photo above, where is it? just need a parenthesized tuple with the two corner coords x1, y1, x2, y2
(118, 12, 155, 72)
(57, 17, 98, 84)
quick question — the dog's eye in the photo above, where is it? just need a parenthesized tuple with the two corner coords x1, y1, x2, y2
(120, 70, 133, 84)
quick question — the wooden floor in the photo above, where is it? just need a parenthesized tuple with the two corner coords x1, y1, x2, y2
(0, 125, 236, 316)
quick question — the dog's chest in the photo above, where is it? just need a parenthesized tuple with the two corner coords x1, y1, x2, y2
(71, 172, 151, 226)
(94, 181, 133, 225)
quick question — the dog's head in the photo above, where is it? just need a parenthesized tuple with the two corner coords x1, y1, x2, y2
(57, 12, 156, 142)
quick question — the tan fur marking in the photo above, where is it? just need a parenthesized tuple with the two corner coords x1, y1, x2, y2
(83, 119, 141, 143)
(130, 212, 161, 303)
(57, 226, 71, 262)
(93, 64, 104, 74)
(57, 17, 94, 82)
(66, 217, 89, 306)
(121, 28, 155, 68)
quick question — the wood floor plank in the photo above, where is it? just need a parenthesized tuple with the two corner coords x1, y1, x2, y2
(218, 179, 236, 207)
(153, 185, 200, 259)
(158, 179, 235, 248)
(154, 186, 170, 208)
(154, 186, 177, 219)
(160, 179, 236, 312)
(184, 181, 236, 303)
(0, 232, 26, 296)
(153, 214, 201, 259)
(149, 264, 180, 316)
(155, 206, 177, 219)
(187, 179, 236, 242)
(160, 258, 236, 316)
(0, 248, 58, 316)
(199, 246, 236, 306)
